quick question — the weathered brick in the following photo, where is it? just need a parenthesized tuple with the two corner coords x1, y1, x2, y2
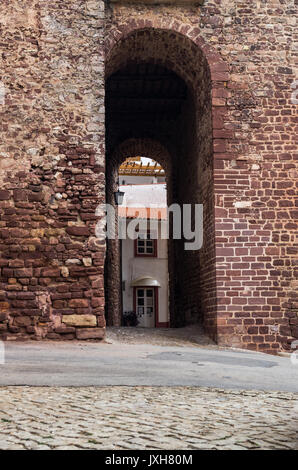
(0, 190, 10, 200)
(69, 299, 89, 309)
(62, 315, 97, 327)
(41, 268, 61, 278)
(14, 268, 33, 278)
(66, 226, 90, 237)
(76, 328, 105, 340)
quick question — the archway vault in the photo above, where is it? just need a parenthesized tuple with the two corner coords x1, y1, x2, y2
(104, 23, 230, 339)
(104, 18, 229, 81)
(112, 138, 171, 171)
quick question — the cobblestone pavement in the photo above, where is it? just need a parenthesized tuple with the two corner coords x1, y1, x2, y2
(0, 386, 297, 450)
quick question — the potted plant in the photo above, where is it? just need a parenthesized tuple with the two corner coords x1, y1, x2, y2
(122, 311, 139, 327)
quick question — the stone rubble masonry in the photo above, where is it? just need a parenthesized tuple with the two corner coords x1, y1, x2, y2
(0, 0, 106, 342)
(0, 0, 297, 353)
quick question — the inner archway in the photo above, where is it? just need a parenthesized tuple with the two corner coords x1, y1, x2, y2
(105, 28, 216, 338)
(119, 154, 168, 328)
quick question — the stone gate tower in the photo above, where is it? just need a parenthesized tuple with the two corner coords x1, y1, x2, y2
(0, 0, 297, 354)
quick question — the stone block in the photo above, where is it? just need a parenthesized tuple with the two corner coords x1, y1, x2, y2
(76, 328, 105, 340)
(0, 190, 10, 200)
(82, 257, 92, 267)
(41, 268, 61, 277)
(14, 316, 32, 327)
(62, 314, 97, 327)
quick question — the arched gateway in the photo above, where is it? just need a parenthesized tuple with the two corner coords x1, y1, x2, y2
(104, 27, 224, 340)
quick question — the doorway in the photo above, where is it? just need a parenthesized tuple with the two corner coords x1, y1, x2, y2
(135, 287, 156, 328)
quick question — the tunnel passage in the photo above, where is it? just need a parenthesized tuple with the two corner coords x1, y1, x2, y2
(105, 29, 216, 337)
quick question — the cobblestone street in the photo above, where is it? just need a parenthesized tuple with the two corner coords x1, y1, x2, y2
(0, 386, 297, 450)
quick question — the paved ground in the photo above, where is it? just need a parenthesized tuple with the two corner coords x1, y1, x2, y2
(0, 329, 297, 450)
(1, 339, 297, 391)
(107, 325, 215, 347)
(0, 386, 297, 450)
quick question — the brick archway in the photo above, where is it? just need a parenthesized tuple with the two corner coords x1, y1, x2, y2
(111, 138, 172, 170)
(110, 138, 173, 202)
(104, 19, 230, 147)
(104, 25, 229, 337)
(105, 138, 172, 327)
(104, 18, 229, 83)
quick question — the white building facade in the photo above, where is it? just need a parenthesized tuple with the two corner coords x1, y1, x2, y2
(119, 183, 169, 328)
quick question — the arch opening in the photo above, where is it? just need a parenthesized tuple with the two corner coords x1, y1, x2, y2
(105, 28, 216, 338)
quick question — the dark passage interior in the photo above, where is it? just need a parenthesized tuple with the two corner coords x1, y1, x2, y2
(106, 63, 187, 150)
(105, 29, 216, 337)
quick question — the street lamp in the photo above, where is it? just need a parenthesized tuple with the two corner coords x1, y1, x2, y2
(114, 189, 125, 206)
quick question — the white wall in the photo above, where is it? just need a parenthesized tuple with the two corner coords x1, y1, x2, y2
(119, 183, 167, 208)
(119, 176, 166, 185)
(121, 222, 169, 326)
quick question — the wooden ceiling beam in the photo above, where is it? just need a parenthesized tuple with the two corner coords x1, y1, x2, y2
(119, 162, 165, 174)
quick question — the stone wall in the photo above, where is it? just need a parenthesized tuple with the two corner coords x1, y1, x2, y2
(0, 0, 106, 340)
(0, 0, 297, 352)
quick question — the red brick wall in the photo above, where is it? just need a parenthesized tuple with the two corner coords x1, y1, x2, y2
(105, 1, 297, 353)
